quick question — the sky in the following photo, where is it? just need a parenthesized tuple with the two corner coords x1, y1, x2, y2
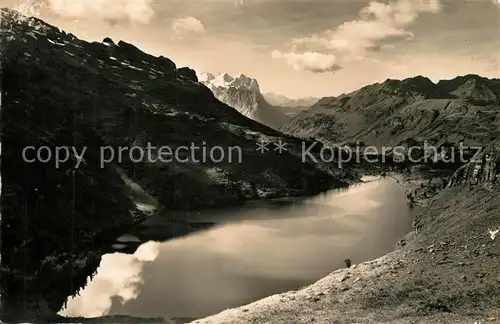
(3, 0, 500, 97)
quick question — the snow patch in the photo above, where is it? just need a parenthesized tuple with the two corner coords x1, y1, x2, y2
(116, 234, 141, 243)
(128, 65, 144, 71)
(489, 228, 499, 240)
(200, 72, 260, 92)
(25, 31, 38, 39)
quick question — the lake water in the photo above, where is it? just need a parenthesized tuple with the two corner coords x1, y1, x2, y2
(59, 177, 416, 320)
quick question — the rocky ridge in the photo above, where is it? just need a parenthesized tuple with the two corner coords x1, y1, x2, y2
(281, 75, 500, 148)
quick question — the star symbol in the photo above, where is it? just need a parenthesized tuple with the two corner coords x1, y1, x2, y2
(256, 140, 270, 154)
(274, 140, 288, 153)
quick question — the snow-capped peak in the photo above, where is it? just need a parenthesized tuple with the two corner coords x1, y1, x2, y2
(198, 71, 289, 130)
(199, 72, 260, 92)
(198, 72, 215, 83)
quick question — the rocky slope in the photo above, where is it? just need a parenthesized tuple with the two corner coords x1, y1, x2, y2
(446, 141, 500, 188)
(281, 75, 500, 148)
(199, 73, 290, 129)
(0, 9, 351, 322)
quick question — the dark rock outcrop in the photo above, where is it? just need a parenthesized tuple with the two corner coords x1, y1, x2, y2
(178, 67, 198, 82)
(102, 37, 114, 46)
(447, 144, 500, 188)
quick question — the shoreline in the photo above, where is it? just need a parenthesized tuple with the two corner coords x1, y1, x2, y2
(184, 174, 429, 324)
(58, 175, 416, 324)
(188, 182, 500, 323)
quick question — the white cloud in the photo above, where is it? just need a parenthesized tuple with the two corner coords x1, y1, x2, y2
(272, 50, 340, 73)
(273, 0, 442, 73)
(47, 0, 154, 24)
(172, 16, 206, 39)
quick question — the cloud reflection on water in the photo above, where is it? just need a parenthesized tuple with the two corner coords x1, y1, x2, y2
(59, 241, 161, 317)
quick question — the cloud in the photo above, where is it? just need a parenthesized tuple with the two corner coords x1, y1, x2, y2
(172, 16, 206, 39)
(59, 241, 161, 317)
(46, 0, 154, 24)
(273, 0, 442, 73)
(13, 0, 43, 17)
(271, 50, 340, 73)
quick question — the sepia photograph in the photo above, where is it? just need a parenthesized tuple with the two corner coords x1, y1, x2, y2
(0, 0, 499, 323)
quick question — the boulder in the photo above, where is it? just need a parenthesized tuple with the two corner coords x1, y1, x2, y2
(102, 37, 115, 46)
(178, 67, 198, 82)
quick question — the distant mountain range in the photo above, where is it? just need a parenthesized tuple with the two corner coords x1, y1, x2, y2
(263, 92, 319, 111)
(281, 74, 500, 148)
(199, 72, 315, 129)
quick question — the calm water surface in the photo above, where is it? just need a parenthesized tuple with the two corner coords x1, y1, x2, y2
(60, 177, 416, 319)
